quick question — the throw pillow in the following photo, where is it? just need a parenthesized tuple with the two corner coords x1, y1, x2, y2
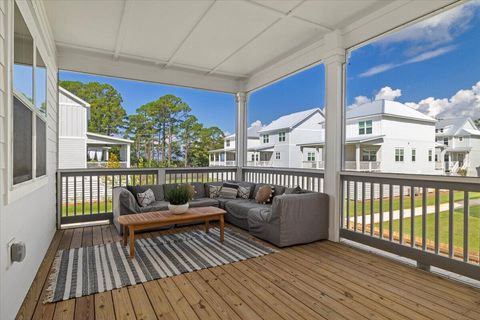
(222, 182, 239, 189)
(238, 186, 251, 199)
(137, 189, 155, 207)
(219, 186, 238, 199)
(209, 185, 221, 198)
(255, 185, 273, 204)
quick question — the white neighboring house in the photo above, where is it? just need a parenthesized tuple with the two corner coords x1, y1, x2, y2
(435, 118, 480, 176)
(300, 100, 438, 174)
(209, 121, 262, 166)
(255, 108, 325, 168)
(58, 87, 132, 169)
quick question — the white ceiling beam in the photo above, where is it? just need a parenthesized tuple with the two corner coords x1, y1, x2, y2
(162, 0, 217, 68)
(244, 0, 333, 33)
(207, 0, 312, 76)
(113, 0, 134, 60)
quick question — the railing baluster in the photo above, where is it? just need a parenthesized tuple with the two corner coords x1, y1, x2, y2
(82, 176, 85, 215)
(399, 185, 404, 244)
(65, 176, 69, 217)
(104, 175, 108, 213)
(97, 174, 100, 214)
(379, 183, 383, 239)
(346, 180, 350, 230)
(370, 182, 374, 236)
(434, 188, 440, 254)
(74, 176, 77, 216)
(448, 189, 454, 258)
(464, 192, 469, 262)
(361, 181, 365, 233)
(410, 186, 415, 248)
(90, 175, 93, 215)
(389, 184, 393, 241)
(422, 187, 427, 251)
(354, 181, 358, 232)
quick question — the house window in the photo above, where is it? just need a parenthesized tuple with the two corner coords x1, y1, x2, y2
(255, 154, 259, 161)
(395, 148, 404, 162)
(307, 152, 316, 161)
(226, 140, 230, 147)
(362, 149, 377, 161)
(359, 120, 372, 135)
(262, 134, 269, 143)
(275, 152, 281, 160)
(251, 154, 255, 161)
(443, 138, 448, 146)
(428, 149, 433, 162)
(411, 149, 416, 162)
(435, 154, 438, 162)
(13, 3, 48, 185)
(278, 132, 286, 142)
(459, 137, 463, 141)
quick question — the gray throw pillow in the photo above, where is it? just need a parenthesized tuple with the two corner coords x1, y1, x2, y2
(285, 186, 303, 194)
(219, 186, 238, 199)
(137, 189, 155, 207)
(238, 186, 251, 199)
(209, 185, 221, 198)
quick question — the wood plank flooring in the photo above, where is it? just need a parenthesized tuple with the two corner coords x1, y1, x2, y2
(16, 223, 480, 320)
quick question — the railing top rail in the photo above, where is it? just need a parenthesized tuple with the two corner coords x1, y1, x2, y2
(58, 168, 159, 174)
(242, 166, 325, 176)
(340, 170, 480, 190)
(166, 166, 237, 172)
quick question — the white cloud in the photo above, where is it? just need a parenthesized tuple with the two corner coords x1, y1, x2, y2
(375, 87, 402, 101)
(250, 120, 263, 128)
(377, 1, 479, 56)
(359, 46, 455, 78)
(406, 82, 480, 119)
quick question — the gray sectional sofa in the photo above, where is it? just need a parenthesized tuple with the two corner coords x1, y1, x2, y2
(112, 181, 329, 247)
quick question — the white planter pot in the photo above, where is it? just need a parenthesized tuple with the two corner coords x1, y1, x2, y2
(168, 203, 189, 214)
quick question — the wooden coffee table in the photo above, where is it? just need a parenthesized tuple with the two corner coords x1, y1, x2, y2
(117, 206, 226, 258)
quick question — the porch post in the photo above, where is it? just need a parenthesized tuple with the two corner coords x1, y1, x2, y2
(235, 92, 248, 180)
(323, 30, 345, 242)
(126, 144, 131, 168)
(355, 143, 360, 171)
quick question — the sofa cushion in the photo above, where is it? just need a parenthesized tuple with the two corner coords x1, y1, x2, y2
(138, 200, 169, 213)
(248, 207, 273, 223)
(285, 186, 303, 194)
(208, 185, 222, 198)
(253, 184, 286, 199)
(225, 199, 271, 221)
(126, 184, 164, 203)
(189, 198, 219, 208)
(237, 186, 251, 199)
(226, 181, 256, 198)
(216, 197, 235, 209)
(219, 186, 238, 199)
(191, 182, 206, 199)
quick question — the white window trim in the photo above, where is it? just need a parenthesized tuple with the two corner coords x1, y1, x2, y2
(6, 1, 49, 204)
(278, 131, 286, 142)
(411, 148, 416, 162)
(395, 147, 405, 162)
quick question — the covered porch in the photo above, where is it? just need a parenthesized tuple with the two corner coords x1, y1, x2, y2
(86, 133, 132, 168)
(3, 1, 480, 319)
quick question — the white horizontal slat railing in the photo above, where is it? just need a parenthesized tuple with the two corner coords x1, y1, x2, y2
(340, 171, 480, 280)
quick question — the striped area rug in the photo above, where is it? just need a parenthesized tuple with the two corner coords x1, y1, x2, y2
(45, 228, 275, 303)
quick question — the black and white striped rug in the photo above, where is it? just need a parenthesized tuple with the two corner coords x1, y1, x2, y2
(45, 228, 275, 303)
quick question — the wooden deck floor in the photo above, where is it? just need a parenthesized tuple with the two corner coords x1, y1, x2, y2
(17, 223, 480, 320)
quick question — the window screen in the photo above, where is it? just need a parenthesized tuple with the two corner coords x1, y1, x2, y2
(36, 117, 46, 177)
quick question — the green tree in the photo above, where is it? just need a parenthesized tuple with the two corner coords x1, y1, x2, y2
(179, 115, 203, 167)
(59, 81, 126, 135)
(125, 111, 156, 162)
(189, 126, 225, 167)
(475, 119, 480, 128)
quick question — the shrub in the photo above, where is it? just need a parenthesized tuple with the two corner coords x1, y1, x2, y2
(166, 186, 192, 205)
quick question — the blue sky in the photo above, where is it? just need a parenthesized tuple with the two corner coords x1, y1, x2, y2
(56, 1, 480, 133)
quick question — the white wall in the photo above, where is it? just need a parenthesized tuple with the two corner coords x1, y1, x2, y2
(0, 1, 58, 319)
(59, 137, 86, 169)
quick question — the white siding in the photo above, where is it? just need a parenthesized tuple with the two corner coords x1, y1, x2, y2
(59, 137, 87, 169)
(59, 92, 87, 138)
(0, 2, 58, 319)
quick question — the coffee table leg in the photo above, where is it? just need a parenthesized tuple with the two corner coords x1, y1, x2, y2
(123, 225, 128, 246)
(129, 226, 135, 258)
(205, 220, 209, 233)
(220, 215, 224, 242)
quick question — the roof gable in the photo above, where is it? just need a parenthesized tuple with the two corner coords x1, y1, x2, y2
(259, 108, 323, 133)
(347, 100, 436, 123)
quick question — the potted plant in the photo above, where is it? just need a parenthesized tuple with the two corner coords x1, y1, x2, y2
(166, 186, 192, 214)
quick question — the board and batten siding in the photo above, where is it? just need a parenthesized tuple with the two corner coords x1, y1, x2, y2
(0, 1, 59, 319)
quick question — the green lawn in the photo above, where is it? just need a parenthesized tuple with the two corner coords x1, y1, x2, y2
(346, 191, 480, 216)
(62, 200, 112, 217)
(376, 205, 480, 254)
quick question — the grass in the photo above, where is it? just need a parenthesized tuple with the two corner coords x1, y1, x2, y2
(62, 200, 112, 217)
(346, 191, 480, 216)
(376, 205, 480, 254)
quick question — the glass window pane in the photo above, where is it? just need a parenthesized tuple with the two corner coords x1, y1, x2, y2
(13, 97, 32, 184)
(14, 3, 34, 104)
(35, 51, 47, 115)
(36, 117, 46, 177)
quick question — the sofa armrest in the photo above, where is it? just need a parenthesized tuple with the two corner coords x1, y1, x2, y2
(271, 192, 329, 246)
(113, 187, 140, 234)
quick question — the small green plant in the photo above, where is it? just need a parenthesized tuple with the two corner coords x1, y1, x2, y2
(166, 186, 192, 205)
(457, 168, 467, 177)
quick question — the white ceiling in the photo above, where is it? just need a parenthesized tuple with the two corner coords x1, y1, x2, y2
(43, 0, 456, 92)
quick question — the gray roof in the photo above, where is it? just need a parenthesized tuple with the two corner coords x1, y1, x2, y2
(259, 108, 323, 133)
(436, 117, 480, 136)
(226, 123, 262, 139)
(347, 100, 436, 123)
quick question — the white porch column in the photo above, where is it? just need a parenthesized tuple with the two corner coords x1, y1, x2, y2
(355, 143, 360, 171)
(323, 30, 346, 242)
(235, 92, 248, 178)
(126, 144, 131, 168)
